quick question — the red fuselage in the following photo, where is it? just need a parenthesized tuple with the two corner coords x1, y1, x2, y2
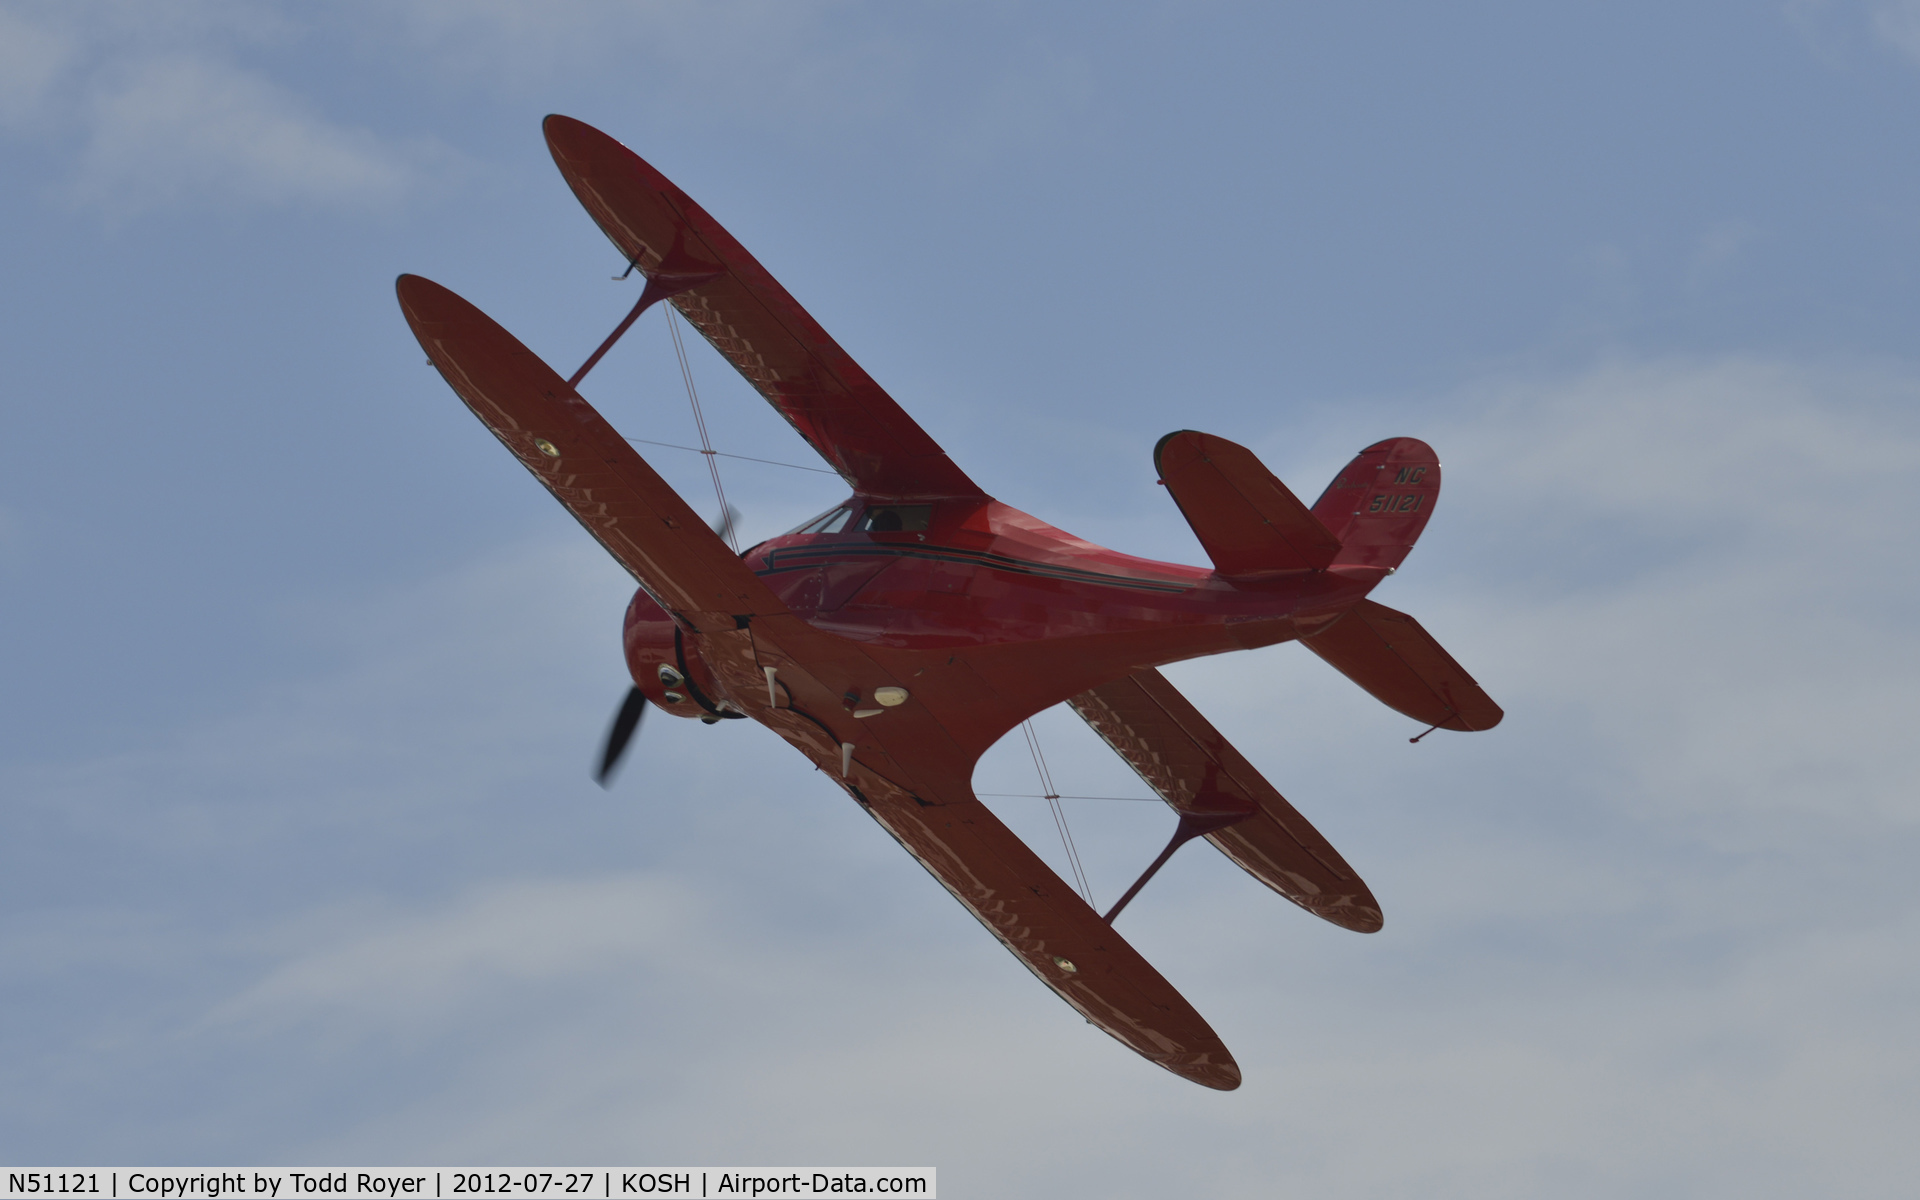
(623, 494, 1385, 722)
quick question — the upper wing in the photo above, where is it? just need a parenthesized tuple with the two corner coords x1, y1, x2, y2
(1300, 599, 1503, 732)
(1069, 668, 1383, 934)
(396, 273, 788, 634)
(543, 114, 984, 502)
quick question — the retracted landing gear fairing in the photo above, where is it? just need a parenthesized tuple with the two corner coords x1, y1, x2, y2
(397, 116, 1502, 1090)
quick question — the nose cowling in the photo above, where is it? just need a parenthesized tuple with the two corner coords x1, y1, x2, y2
(621, 589, 732, 720)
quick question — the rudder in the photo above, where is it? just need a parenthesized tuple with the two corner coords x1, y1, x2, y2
(1310, 437, 1441, 573)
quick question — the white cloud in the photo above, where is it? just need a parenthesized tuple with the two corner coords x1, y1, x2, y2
(378, 0, 912, 128)
(361, 1, 1095, 161)
(1802, 0, 1920, 67)
(1443, 357, 1920, 834)
(0, 3, 445, 216)
(0, 6, 73, 125)
(1871, 0, 1920, 61)
(72, 55, 422, 215)
(212, 876, 696, 1029)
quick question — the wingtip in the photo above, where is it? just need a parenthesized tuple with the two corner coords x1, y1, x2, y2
(1322, 897, 1385, 934)
(1440, 701, 1504, 733)
(1152, 429, 1200, 473)
(1157, 1042, 1242, 1091)
(543, 112, 613, 157)
(394, 272, 428, 317)
(1179, 1056, 1243, 1091)
(394, 273, 459, 322)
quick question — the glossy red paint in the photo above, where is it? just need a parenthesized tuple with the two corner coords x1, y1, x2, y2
(396, 116, 1502, 1092)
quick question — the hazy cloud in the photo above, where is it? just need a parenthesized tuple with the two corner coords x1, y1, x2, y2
(0, 3, 444, 216)
(5, 353, 1918, 1192)
(213, 876, 696, 1029)
(1871, 0, 1920, 61)
(378, 0, 913, 128)
(0, 6, 73, 125)
(1446, 357, 1919, 834)
(71, 55, 423, 215)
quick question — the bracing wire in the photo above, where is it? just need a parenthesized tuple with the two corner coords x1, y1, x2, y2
(977, 793, 1160, 802)
(666, 306, 737, 551)
(1021, 720, 1094, 905)
(623, 436, 836, 475)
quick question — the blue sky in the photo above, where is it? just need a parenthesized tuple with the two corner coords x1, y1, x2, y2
(3, 2, 1918, 1195)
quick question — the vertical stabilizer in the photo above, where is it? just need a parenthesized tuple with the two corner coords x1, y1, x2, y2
(1310, 437, 1442, 573)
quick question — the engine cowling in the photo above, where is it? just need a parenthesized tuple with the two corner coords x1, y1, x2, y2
(621, 589, 738, 721)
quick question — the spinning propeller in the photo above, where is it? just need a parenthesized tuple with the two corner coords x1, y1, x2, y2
(593, 505, 742, 787)
(594, 687, 648, 786)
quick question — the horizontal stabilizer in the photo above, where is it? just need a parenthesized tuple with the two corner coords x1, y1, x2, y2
(1301, 600, 1502, 731)
(1069, 668, 1383, 933)
(1155, 431, 1342, 575)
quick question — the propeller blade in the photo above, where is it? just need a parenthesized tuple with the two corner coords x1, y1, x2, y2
(711, 505, 741, 546)
(595, 685, 648, 787)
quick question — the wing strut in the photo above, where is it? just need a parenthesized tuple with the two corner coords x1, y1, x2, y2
(1104, 799, 1255, 924)
(568, 256, 721, 387)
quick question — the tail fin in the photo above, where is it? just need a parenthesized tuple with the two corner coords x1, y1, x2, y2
(1309, 437, 1441, 573)
(1154, 431, 1342, 576)
(1300, 599, 1502, 731)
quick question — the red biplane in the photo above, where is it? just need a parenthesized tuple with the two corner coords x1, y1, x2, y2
(397, 115, 1501, 1090)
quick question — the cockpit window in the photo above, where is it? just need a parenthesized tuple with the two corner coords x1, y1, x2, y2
(782, 505, 854, 537)
(858, 504, 932, 533)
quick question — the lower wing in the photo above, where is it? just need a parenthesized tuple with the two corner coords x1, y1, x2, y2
(1070, 668, 1384, 933)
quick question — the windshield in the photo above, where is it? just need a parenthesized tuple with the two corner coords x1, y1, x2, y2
(781, 505, 854, 537)
(858, 504, 931, 532)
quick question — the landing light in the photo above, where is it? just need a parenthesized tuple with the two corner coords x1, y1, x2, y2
(874, 686, 909, 707)
(1051, 955, 1077, 973)
(534, 438, 560, 458)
